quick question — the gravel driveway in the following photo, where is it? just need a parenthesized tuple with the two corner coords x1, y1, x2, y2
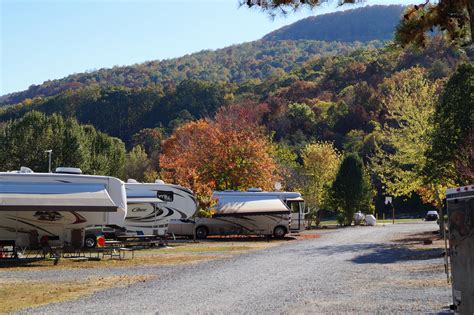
(14, 222, 451, 314)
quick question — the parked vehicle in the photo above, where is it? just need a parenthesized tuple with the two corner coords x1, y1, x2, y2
(424, 210, 439, 221)
(445, 185, 474, 314)
(82, 179, 198, 248)
(124, 179, 198, 236)
(0, 167, 127, 248)
(168, 189, 306, 239)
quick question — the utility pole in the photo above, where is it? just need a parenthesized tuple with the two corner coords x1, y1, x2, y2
(45, 150, 52, 173)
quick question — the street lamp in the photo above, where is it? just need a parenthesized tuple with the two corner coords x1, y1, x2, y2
(45, 150, 52, 173)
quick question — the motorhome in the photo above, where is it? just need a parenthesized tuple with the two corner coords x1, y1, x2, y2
(168, 189, 306, 238)
(445, 185, 474, 314)
(123, 179, 198, 236)
(0, 167, 127, 248)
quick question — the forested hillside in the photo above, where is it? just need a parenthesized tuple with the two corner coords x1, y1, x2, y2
(263, 5, 405, 42)
(0, 38, 468, 151)
(0, 40, 382, 107)
(0, 5, 408, 106)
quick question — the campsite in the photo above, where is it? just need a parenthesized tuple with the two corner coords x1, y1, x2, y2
(0, 222, 451, 313)
(1, 0, 473, 314)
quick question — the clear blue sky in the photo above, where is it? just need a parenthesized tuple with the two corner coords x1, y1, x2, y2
(1, 0, 416, 95)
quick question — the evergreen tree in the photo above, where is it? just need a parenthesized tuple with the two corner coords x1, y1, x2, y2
(424, 62, 474, 184)
(0, 111, 126, 178)
(329, 154, 373, 225)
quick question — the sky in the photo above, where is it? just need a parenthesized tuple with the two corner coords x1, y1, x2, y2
(1, 0, 417, 96)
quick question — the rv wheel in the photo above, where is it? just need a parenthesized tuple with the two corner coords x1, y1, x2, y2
(195, 226, 208, 239)
(273, 226, 286, 238)
(84, 235, 97, 248)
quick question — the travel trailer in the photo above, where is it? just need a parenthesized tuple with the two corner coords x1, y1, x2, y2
(168, 189, 306, 238)
(0, 167, 127, 248)
(123, 179, 198, 236)
(445, 185, 474, 314)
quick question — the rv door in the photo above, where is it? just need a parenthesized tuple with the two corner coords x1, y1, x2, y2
(287, 199, 305, 232)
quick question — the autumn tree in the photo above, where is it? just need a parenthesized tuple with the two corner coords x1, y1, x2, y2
(371, 68, 448, 208)
(160, 103, 278, 208)
(301, 141, 342, 226)
(396, 0, 473, 47)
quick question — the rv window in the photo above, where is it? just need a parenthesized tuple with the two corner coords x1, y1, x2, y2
(157, 190, 173, 202)
(299, 201, 305, 212)
(287, 201, 300, 213)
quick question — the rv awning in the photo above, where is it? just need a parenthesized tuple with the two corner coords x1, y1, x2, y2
(0, 182, 118, 212)
(215, 199, 290, 216)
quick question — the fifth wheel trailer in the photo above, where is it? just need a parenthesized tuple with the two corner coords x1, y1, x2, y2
(123, 180, 198, 235)
(168, 189, 306, 238)
(83, 179, 198, 247)
(0, 167, 127, 248)
(445, 185, 474, 314)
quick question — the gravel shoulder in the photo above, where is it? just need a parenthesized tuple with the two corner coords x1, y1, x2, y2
(7, 222, 451, 314)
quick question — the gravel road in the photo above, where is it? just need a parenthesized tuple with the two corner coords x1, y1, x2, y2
(14, 222, 451, 314)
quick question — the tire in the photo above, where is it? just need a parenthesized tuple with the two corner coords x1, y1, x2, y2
(273, 226, 287, 238)
(195, 226, 208, 239)
(84, 235, 97, 248)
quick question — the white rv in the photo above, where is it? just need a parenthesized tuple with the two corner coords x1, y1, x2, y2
(123, 180, 198, 236)
(0, 167, 127, 247)
(168, 189, 306, 238)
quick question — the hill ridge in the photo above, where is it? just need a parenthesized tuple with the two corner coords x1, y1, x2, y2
(1, 5, 405, 105)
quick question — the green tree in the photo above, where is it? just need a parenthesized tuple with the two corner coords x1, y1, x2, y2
(126, 145, 151, 182)
(371, 68, 447, 208)
(301, 141, 342, 226)
(329, 154, 373, 225)
(0, 111, 126, 178)
(424, 62, 474, 184)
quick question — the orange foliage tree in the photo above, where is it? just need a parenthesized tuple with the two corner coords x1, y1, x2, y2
(160, 103, 278, 208)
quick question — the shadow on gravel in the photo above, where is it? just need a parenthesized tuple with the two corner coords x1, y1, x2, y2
(351, 246, 443, 264)
(308, 243, 443, 264)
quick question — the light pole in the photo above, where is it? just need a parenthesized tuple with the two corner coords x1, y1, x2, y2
(45, 150, 52, 173)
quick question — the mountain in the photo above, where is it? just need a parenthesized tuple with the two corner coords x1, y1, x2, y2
(0, 5, 406, 106)
(263, 5, 405, 42)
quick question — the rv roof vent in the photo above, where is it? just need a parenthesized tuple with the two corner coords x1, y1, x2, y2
(19, 166, 34, 173)
(155, 179, 165, 184)
(247, 188, 263, 192)
(127, 179, 139, 183)
(55, 167, 82, 174)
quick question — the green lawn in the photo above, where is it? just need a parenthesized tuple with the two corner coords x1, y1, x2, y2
(318, 218, 424, 226)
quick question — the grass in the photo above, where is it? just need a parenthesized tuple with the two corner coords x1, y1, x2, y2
(318, 218, 424, 226)
(0, 240, 282, 272)
(0, 275, 154, 313)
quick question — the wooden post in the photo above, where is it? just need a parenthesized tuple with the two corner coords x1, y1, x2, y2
(392, 206, 395, 224)
(383, 213, 385, 227)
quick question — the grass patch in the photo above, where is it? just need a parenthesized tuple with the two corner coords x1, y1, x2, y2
(0, 275, 154, 313)
(377, 218, 424, 224)
(0, 240, 283, 272)
(318, 218, 423, 226)
(0, 254, 219, 272)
